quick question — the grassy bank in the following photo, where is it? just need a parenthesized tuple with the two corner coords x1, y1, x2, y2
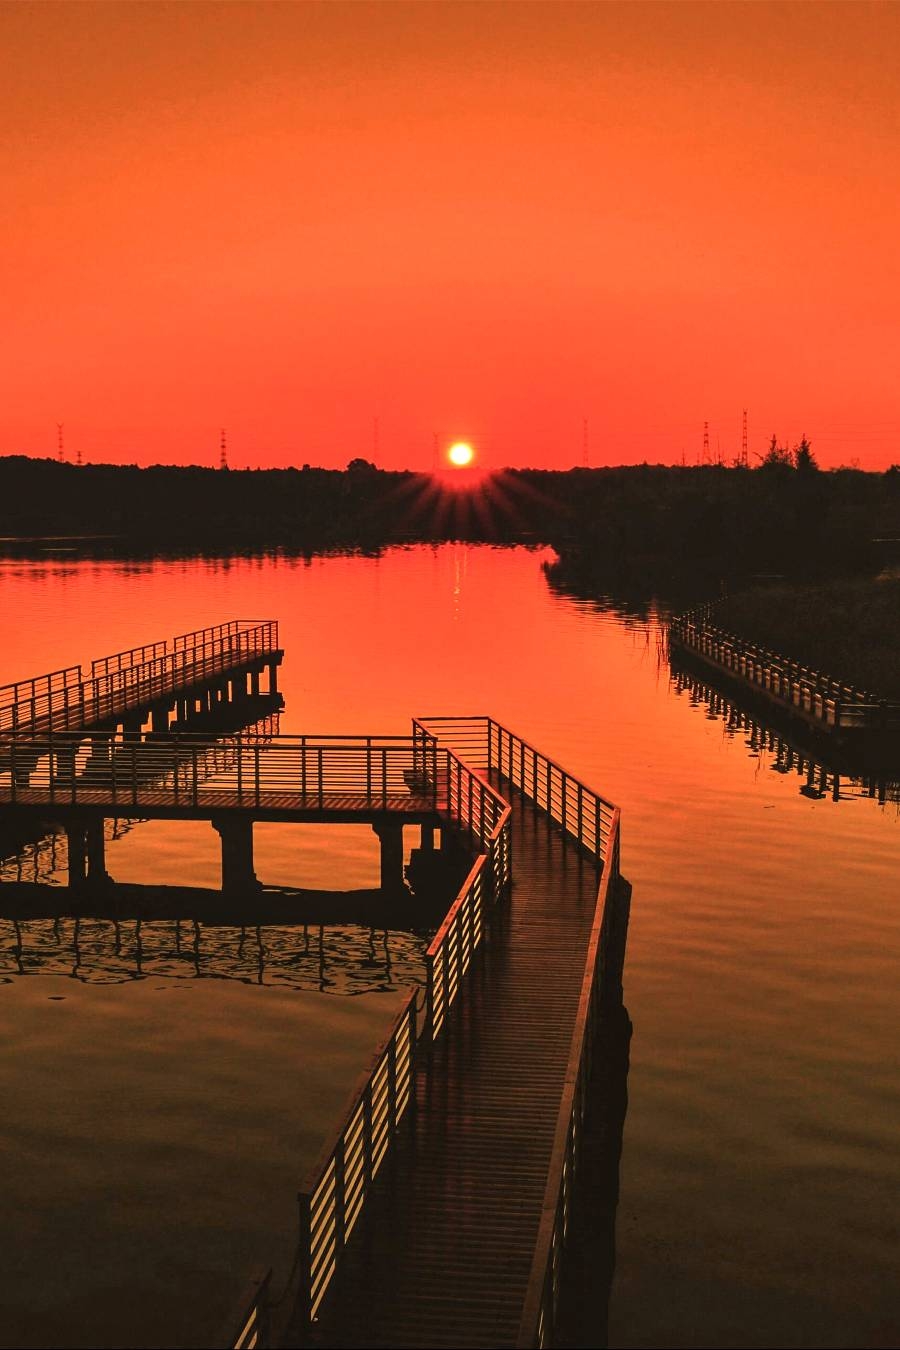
(715, 578, 900, 700)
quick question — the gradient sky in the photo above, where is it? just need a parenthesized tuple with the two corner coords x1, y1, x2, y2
(2, 0, 899, 470)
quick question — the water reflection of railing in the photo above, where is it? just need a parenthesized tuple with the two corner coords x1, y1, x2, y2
(670, 665, 900, 806)
(0, 619, 279, 737)
(0, 916, 427, 994)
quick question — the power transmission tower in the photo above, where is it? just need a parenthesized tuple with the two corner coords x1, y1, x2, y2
(219, 428, 228, 470)
(741, 408, 749, 467)
(76, 445, 82, 467)
(702, 421, 711, 464)
(56, 423, 64, 462)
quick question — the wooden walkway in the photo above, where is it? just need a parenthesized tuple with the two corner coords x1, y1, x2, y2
(290, 776, 600, 1349)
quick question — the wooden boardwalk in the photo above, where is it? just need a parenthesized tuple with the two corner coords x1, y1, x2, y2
(290, 777, 600, 1349)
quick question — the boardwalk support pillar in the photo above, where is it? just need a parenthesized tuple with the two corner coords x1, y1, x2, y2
(266, 659, 279, 694)
(150, 703, 170, 734)
(373, 821, 405, 893)
(66, 818, 109, 889)
(212, 816, 259, 895)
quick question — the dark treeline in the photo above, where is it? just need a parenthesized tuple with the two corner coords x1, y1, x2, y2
(1, 456, 898, 588)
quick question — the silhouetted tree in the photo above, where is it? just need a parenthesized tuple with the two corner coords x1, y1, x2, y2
(794, 435, 818, 472)
(760, 434, 793, 468)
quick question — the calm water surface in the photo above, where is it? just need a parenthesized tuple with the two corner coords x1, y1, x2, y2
(1, 544, 897, 1348)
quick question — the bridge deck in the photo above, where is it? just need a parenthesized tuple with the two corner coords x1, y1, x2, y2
(294, 776, 600, 1349)
(0, 788, 442, 821)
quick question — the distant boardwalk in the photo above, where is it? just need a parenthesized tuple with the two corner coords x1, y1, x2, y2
(0, 618, 282, 739)
(669, 606, 900, 735)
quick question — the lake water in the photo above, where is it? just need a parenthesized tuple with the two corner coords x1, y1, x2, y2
(1, 543, 897, 1348)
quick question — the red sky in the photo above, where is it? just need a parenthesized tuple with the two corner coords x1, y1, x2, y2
(2, 0, 899, 471)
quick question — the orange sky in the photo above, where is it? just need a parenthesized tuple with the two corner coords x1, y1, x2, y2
(2, 0, 899, 471)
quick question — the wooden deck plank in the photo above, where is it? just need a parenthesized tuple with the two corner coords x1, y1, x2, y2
(293, 780, 601, 1349)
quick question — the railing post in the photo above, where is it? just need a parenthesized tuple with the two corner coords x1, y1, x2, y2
(255, 745, 261, 805)
(192, 746, 198, 806)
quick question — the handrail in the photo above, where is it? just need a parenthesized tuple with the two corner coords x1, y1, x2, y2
(516, 810, 621, 1349)
(293, 994, 417, 1332)
(0, 736, 441, 814)
(0, 620, 281, 738)
(223, 1269, 272, 1350)
(414, 715, 622, 1349)
(669, 606, 900, 729)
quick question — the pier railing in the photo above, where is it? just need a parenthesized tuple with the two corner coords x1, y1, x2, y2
(413, 719, 512, 1041)
(293, 994, 417, 1334)
(517, 808, 621, 1348)
(0, 733, 439, 814)
(415, 716, 617, 859)
(1, 620, 280, 737)
(414, 716, 622, 1348)
(669, 607, 900, 731)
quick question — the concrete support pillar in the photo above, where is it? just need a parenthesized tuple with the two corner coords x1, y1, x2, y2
(86, 819, 109, 884)
(66, 822, 87, 890)
(267, 659, 279, 694)
(212, 816, 258, 895)
(150, 703, 170, 734)
(122, 711, 143, 742)
(250, 668, 261, 697)
(373, 821, 405, 893)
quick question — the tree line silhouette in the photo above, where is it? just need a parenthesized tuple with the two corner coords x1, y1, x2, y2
(1, 452, 897, 588)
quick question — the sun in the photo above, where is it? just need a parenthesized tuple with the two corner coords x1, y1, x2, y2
(448, 441, 475, 467)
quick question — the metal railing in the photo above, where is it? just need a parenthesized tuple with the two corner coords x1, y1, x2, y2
(413, 719, 512, 1041)
(415, 716, 622, 1349)
(669, 606, 900, 730)
(293, 994, 416, 1331)
(222, 1270, 272, 1350)
(0, 620, 280, 738)
(0, 733, 439, 814)
(517, 809, 620, 1348)
(91, 639, 168, 679)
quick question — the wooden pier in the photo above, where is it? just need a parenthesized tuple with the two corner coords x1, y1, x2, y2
(0, 638, 625, 1350)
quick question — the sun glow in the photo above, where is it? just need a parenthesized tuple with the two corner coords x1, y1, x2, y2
(448, 441, 475, 467)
